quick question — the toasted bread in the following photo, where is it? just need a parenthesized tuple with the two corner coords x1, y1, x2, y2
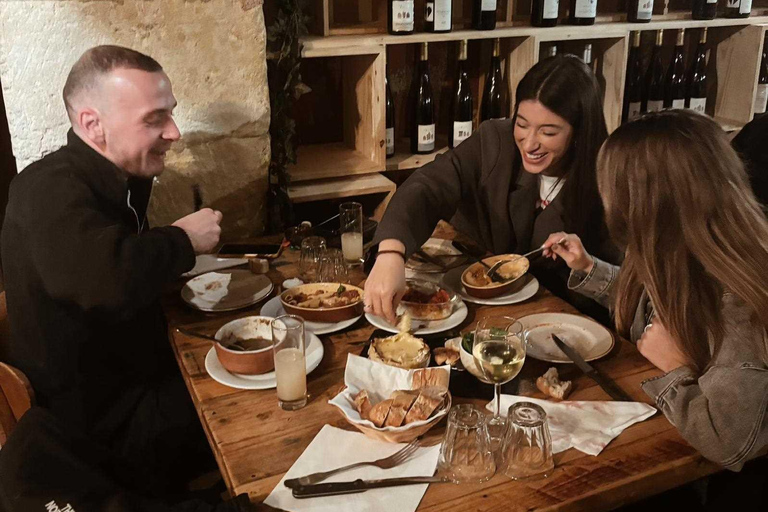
(384, 390, 419, 427)
(536, 367, 573, 401)
(411, 368, 450, 390)
(433, 347, 460, 366)
(369, 398, 394, 428)
(404, 389, 444, 425)
(353, 389, 373, 420)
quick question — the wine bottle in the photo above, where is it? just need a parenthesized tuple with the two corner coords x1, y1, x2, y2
(692, 0, 717, 20)
(569, 0, 597, 25)
(388, 0, 415, 35)
(582, 43, 592, 64)
(386, 74, 395, 158)
(628, 0, 653, 22)
(481, 39, 505, 122)
(623, 31, 643, 123)
(754, 40, 768, 116)
(541, 44, 558, 61)
(425, 0, 452, 33)
(664, 29, 686, 110)
(687, 28, 708, 115)
(451, 40, 473, 149)
(473, 0, 498, 29)
(726, 0, 751, 18)
(532, 0, 559, 27)
(412, 43, 436, 154)
(645, 30, 665, 113)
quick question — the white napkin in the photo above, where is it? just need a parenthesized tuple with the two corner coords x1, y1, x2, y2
(182, 255, 247, 277)
(490, 395, 656, 456)
(264, 425, 441, 512)
(186, 271, 232, 309)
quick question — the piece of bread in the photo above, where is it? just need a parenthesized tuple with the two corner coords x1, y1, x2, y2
(384, 390, 418, 427)
(434, 347, 460, 366)
(536, 367, 573, 400)
(353, 389, 373, 420)
(404, 389, 444, 425)
(411, 368, 450, 390)
(368, 398, 394, 427)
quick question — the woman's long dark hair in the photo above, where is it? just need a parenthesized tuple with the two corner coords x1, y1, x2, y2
(513, 55, 608, 251)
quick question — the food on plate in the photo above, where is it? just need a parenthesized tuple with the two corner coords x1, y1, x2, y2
(434, 344, 460, 366)
(399, 280, 456, 321)
(536, 367, 573, 400)
(463, 257, 529, 287)
(353, 386, 447, 427)
(369, 332, 430, 369)
(283, 284, 361, 309)
(401, 286, 451, 305)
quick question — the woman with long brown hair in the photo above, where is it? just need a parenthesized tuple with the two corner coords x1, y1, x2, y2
(544, 109, 768, 470)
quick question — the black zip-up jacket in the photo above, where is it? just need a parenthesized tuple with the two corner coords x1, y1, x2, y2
(1, 129, 195, 446)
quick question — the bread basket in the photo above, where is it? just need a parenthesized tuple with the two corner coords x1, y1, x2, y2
(349, 392, 452, 443)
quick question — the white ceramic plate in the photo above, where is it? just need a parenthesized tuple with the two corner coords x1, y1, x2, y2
(181, 270, 273, 312)
(441, 266, 539, 306)
(259, 296, 362, 335)
(518, 312, 614, 363)
(405, 238, 468, 274)
(204, 332, 324, 390)
(365, 300, 468, 335)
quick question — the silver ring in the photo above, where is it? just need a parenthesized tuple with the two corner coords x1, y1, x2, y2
(643, 323, 653, 334)
(363, 303, 373, 311)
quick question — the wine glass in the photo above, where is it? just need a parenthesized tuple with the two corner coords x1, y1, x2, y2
(472, 316, 527, 442)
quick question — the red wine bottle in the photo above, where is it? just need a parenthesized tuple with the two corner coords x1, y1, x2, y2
(569, 0, 597, 25)
(623, 31, 643, 123)
(627, 0, 653, 22)
(754, 39, 768, 116)
(451, 40, 473, 148)
(532, 0, 559, 27)
(726, 0, 751, 18)
(425, 0, 452, 33)
(386, 74, 395, 158)
(481, 39, 505, 121)
(692, 0, 717, 19)
(412, 43, 436, 154)
(664, 29, 686, 109)
(388, 0, 415, 35)
(645, 30, 665, 113)
(473, 0, 497, 30)
(686, 28, 708, 114)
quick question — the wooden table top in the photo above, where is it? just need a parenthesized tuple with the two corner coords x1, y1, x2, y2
(164, 230, 720, 511)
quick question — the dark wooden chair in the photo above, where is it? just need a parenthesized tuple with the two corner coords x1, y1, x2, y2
(0, 291, 34, 444)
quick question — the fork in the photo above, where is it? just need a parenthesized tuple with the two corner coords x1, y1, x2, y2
(283, 439, 421, 488)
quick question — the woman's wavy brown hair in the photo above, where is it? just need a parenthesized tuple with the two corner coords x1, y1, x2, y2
(597, 110, 768, 372)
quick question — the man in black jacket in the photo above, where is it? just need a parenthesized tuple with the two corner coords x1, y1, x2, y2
(1, 46, 222, 498)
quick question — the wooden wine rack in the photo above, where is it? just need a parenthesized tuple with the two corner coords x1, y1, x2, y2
(286, 0, 768, 214)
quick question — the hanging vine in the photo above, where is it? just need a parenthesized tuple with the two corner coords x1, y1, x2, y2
(266, 0, 311, 233)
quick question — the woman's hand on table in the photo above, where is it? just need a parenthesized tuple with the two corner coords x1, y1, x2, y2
(364, 239, 406, 325)
(543, 232, 595, 274)
(638, 320, 693, 374)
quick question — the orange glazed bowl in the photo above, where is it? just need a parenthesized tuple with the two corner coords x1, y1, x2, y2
(461, 255, 530, 299)
(214, 316, 275, 375)
(280, 283, 364, 323)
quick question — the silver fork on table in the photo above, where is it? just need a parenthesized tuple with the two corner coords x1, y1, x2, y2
(283, 439, 421, 489)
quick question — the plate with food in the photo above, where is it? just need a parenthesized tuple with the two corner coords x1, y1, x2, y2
(518, 312, 614, 363)
(442, 265, 538, 305)
(280, 283, 364, 323)
(260, 295, 361, 335)
(365, 285, 468, 335)
(405, 238, 468, 274)
(458, 254, 531, 299)
(181, 270, 273, 312)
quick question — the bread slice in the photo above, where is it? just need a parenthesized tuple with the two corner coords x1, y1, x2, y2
(353, 389, 373, 420)
(536, 367, 573, 400)
(384, 390, 418, 427)
(368, 399, 394, 427)
(433, 347, 460, 366)
(411, 368, 450, 390)
(404, 389, 444, 425)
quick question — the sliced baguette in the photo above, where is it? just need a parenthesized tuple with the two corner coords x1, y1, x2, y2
(384, 390, 419, 427)
(404, 389, 444, 425)
(353, 389, 373, 420)
(368, 398, 394, 428)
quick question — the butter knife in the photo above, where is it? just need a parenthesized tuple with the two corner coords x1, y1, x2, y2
(291, 475, 448, 499)
(551, 334, 632, 402)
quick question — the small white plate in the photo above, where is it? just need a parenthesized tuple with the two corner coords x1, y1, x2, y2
(405, 238, 467, 274)
(518, 312, 614, 363)
(365, 300, 468, 335)
(204, 332, 324, 390)
(182, 270, 273, 312)
(441, 266, 539, 306)
(260, 296, 362, 335)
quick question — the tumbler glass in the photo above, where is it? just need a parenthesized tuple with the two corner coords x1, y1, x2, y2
(437, 404, 496, 483)
(299, 236, 326, 282)
(317, 248, 349, 283)
(271, 315, 307, 411)
(500, 402, 554, 480)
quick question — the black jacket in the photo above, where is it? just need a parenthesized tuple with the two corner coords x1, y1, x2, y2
(1, 130, 195, 446)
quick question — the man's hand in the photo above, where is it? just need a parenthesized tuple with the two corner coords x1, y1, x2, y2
(637, 320, 694, 373)
(172, 208, 222, 254)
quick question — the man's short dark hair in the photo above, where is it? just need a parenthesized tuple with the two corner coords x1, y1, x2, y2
(63, 45, 163, 116)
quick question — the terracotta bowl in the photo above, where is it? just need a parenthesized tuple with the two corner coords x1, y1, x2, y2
(280, 283, 364, 323)
(399, 279, 458, 321)
(214, 316, 275, 375)
(461, 254, 530, 299)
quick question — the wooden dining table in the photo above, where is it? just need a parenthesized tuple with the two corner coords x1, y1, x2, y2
(165, 227, 721, 511)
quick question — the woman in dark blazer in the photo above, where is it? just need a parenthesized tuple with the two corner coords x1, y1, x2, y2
(365, 54, 619, 323)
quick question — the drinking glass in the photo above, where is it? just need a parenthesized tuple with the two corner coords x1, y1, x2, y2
(339, 202, 363, 265)
(472, 316, 526, 441)
(271, 315, 307, 411)
(317, 248, 348, 283)
(500, 402, 554, 480)
(299, 236, 326, 282)
(437, 404, 496, 483)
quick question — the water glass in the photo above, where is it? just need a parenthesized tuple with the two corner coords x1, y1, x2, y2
(271, 315, 307, 411)
(500, 402, 554, 480)
(339, 202, 363, 265)
(299, 236, 326, 282)
(437, 404, 496, 483)
(317, 248, 348, 283)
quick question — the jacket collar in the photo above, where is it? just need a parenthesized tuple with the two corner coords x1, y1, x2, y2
(66, 129, 130, 207)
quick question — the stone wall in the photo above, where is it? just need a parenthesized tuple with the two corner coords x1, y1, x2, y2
(0, 0, 271, 239)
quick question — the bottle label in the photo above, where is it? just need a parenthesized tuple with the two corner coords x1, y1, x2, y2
(453, 121, 472, 147)
(740, 0, 752, 14)
(688, 97, 707, 114)
(386, 127, 395, 154)
(637, 0, 653, 18)
(392, 0, 414, 32)
(425, 1, 434, 21)
(671, 99, 686, 110)
(574, 0, 596, 18)
(482, 0, 497, 11)
(647, 100, 664, 112)
(628, 102, 642, 121)
(707, 0, 716, 4)
(434, 0, 452, 29)
(543, 0, 559, 19)
(755, 84, 768, 114)
(418, 124, 436, 152)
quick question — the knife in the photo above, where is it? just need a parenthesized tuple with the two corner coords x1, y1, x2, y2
(291, 475, 448, 499)
(551, 334, 633, 402)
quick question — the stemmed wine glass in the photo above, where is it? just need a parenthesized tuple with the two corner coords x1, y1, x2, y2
(472, 316, 527, 441)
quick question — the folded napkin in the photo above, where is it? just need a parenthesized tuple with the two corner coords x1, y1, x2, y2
(264, 425, 441, 512)
(186, 271, 232, 309)
(182, 255, 247, 278)
(490, 395, 657, 456)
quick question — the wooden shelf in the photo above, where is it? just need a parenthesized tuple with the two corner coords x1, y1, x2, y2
(288, 172, 395, 203)
(385, 145, 449, 171)
(289, 143, 382, 182)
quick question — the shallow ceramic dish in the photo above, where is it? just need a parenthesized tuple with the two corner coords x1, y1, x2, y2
(214, 316, 275, 375)
(461, 254, 530, 299)
(280, 283, 364, 323)
(399, 279, 459, 321)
